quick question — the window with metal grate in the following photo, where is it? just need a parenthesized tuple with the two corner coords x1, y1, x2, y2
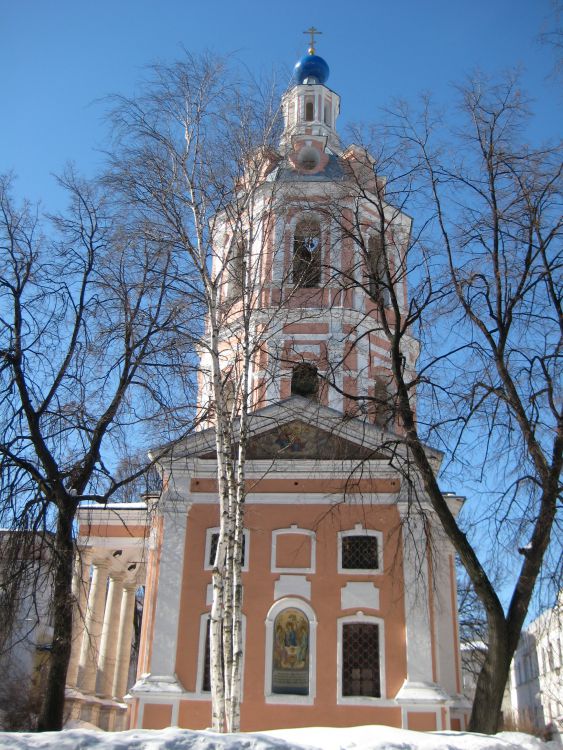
(208, 532, 246, 567)
(341, 535, 378, 570)
(342, 622, 380, 697)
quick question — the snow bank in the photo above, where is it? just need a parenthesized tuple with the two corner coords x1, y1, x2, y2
(0, 725, 557, 750)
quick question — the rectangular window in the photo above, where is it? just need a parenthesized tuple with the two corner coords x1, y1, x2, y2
(202, 618, 211, 692)
(341, 535, 378, 571)
(208, 531, 246, 568)
(342, 622, 380, 697)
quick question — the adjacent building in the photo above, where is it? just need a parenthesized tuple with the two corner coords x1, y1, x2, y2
(508, 592, 563, 738)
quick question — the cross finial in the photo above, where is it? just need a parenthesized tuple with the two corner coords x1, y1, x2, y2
(303, 26, 322, 55)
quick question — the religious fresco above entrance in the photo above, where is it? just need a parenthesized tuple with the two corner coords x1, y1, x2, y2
(244, 420, 379, 460)
(272, 607, 309, 695)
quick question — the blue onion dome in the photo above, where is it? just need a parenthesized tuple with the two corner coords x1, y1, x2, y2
(293, 52, 329, 85)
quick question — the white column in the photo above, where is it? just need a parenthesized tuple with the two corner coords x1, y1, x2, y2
(96, 572, 124, 697)
(67, 549, 92, 687)
(112, 584, 137, 699)
(77, 560, 108, 694)
(149, 498, 190, 676)
(399, 507, 434, 684)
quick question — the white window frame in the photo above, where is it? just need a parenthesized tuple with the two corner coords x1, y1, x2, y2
(264, 597, 317, 705)
(337, 524, 383, 575)
(337, 613, 386, 705)
(271, 526, 316, 574)
(195, 611, 247, 699)
(204, 527, 250, 572)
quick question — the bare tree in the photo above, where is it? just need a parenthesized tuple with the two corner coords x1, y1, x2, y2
(106, 52, 290, 731)
(318, 75, 561, 733)
(0, 172, 195, 730)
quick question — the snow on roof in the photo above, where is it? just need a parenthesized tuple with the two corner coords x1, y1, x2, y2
(0, 725, 556, 750)
(78, 502, 148, 510)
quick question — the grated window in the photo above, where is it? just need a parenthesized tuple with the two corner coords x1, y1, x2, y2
(342, 622, 380, 697)
(202, 618, 211, 691)
(341, 535, 378, 570)
(208, 532, 246, 567)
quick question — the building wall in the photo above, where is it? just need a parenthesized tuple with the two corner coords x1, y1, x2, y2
(167, 500, 405, 730)
(509, 592, 563, 736)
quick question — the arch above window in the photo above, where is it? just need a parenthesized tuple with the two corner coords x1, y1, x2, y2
(293, 219, 321, 288)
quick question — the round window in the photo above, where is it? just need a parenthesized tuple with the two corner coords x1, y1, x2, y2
(297, 146, 320, 171)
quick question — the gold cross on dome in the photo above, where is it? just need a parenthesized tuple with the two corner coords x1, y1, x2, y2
(303, 26, 322, 54)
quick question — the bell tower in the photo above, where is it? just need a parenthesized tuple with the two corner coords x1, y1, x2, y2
(197, 35, 416, 430)
(280, 28, 341, 155)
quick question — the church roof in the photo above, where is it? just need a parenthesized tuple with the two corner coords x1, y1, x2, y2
(152, 395, 443, 469)
(273, 152, 345, 183)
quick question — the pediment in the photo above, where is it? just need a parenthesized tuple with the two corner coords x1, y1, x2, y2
(199, 419, 385, 461)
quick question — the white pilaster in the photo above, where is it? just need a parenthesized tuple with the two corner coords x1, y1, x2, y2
(149, 495, 190, 677)
(399, 506, 433, 684)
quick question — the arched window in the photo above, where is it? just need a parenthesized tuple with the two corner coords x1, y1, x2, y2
(293, 219, 321, 287)
(222, 370, 237, 417)
(367, 234, 391, 306)
(290, 363, 319, 399)
(227, 235, 245, 298)
(372, 377, 394, 429)
(272, 608, 309, 695)
(265, 598, 317, 704)
(305, 100, 314, 121)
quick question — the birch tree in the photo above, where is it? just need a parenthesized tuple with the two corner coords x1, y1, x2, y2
(106, 53, 286, 731)
(320, 76, 561, 734)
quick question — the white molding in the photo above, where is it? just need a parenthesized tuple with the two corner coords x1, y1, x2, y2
(337, 524, 383, 575)
(271, 526, 316, 574)
(203, 527, 249, 572)
(170, 699, 180, 727)
(336, 612, 386, 705)
(188, 492, 400, 506)
(264, 597, 317, 705)
(78, 537, 147, 552)
(274, 574, 311, 601)
(341, 582, 380, 611)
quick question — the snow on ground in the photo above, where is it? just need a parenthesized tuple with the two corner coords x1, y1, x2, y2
(0, 725, 559, 750)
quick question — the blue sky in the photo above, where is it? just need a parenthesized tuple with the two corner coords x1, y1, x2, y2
(1, 1, 560, 611)
(2, 0, 561, 208)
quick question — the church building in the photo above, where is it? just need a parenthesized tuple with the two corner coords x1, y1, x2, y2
(66, 37, 469, 734)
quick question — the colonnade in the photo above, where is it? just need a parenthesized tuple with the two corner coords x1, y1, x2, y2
(67, 551, 141, 702)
